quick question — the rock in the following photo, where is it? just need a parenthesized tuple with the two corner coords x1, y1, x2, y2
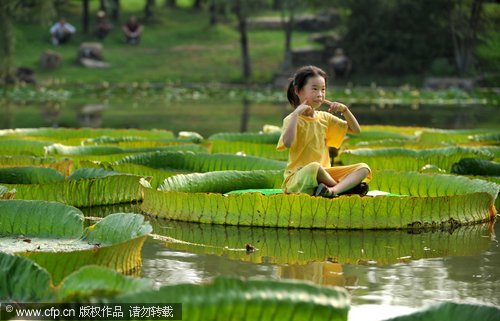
(40, 50, 62, 69)
(79, 58, 110, 68)
(16, 67, 36, 84)
(248, 9, 340, 31)
(291, 47, 326, 68)
(78, 42, 104, 61)
(295, 9, 340, 31)
(423, 77, 476, 90)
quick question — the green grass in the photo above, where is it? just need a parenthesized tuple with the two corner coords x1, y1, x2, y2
(9, 1, 500, 87)
(12, 1, 312, 85)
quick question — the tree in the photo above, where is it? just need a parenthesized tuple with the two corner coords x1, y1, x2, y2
(342, 0, 454, 74)
(278, 0, 302, 72)
(232, 0, 252, 79)
(83, 0, 90, 34)
(165, 0, 177, 8)
(144, 0, 156, 20)
(447, 0, 485, 74)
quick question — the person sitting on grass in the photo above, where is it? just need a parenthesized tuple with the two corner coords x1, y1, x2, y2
(50, 17, 76, 46)
(95, 10, 112, 40)
(276, 65, 371, 198)
(122, 16, 143, 44)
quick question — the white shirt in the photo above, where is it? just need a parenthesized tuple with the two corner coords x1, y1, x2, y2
(50, 22, 76, 34)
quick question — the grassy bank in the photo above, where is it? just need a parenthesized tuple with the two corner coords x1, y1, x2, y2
(14, 0, 315, 86)
(10, 0, 500, 87)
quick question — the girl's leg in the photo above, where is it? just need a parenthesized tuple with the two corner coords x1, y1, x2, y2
(330, 168, 369, 195)
(316, 166, 338, 187)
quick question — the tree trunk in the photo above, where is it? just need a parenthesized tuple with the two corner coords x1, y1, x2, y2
(209, 0, 218, 26)
(234, 0, 252, 79)
(83, 0, 90, 34)
(165, 0, 176, 8)
(281, 10, 294, 71)
(193, 0, 203, 10)
(111, 0, 120, 21)
(144, 0, 155, 20)
(0, 1, 15, 85)
(448, 0, 484, 74)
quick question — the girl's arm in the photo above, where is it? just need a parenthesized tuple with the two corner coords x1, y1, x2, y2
(282, 102, 312, 148)
(325, 100, 361, 134)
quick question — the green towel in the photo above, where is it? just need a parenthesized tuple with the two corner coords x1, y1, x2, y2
(225, 188, 283, 196)
(225, 189, 405, 197)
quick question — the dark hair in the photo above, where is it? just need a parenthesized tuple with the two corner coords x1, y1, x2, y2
(287, 65, 327, 108)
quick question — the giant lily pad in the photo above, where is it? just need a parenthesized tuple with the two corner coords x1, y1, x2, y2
(0, 200, 152, 284)
(112, 277, 350, 321)
(0, 253, 152, 303)
(339, 146, 496, 172)
(4, 168, 149, 207)
(140, 170, 498, 229)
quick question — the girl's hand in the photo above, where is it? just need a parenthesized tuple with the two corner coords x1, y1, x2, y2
(294, 100, 314, 116)
(325, 100, 348, 114)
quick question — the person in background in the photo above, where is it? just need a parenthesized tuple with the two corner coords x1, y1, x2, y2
(95, 10, 112, 40)
(328, 48, 352, 78)
(276, 65, 371, 198)
(122, 16, 143, 44)
(50, 17, 76, 46)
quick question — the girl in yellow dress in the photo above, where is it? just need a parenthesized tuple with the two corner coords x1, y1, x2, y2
(276, 65, 371, 197)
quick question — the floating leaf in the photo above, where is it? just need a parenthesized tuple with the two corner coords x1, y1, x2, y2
(340, 146, 495, 172)
(45, 143, 206, 156)
(6, 174, 148, 207)
(210, 140, 286, 160)
(118, 151, 286, 172)
(451, 158, 500, 176)
(0, 205, 153, 284)
(83, 213, 152, 245)
(0, 200, 83, 238)
(0, 252, 54, 302)
(158, 170, 283, 193)
(57, 265, 153, 301)
(208, 132, 281, 144)
(140, 170, 498, 229)
(383, 302, 500, 321)
(113, 277, 350, 321)
(0, 166, 65, 184)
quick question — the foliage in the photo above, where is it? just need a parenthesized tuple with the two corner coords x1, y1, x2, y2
(340, 146, 497, 172)
(451, 158, 500, 176)
(113, 277, 350, 321)
(0, 252, 54, 302)
(342, 0, 454, 74)
(0, 166, 65, 184)
(158, 169, 284, 193)
(384, 302, 500, 321)
(118, 151, 286, 172)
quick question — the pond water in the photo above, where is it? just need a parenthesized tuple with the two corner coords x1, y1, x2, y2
(82, 204, 499, 321)
(1, 98, 499, 137)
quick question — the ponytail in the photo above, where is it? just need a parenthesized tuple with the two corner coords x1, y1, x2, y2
(287, 79, 300, 108)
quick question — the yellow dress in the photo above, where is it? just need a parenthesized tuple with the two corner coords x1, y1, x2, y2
(277, 111, 371, 194)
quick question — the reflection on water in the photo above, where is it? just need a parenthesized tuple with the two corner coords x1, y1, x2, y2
(79, 203, 499, 313)
(1, 99, 499, 136)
